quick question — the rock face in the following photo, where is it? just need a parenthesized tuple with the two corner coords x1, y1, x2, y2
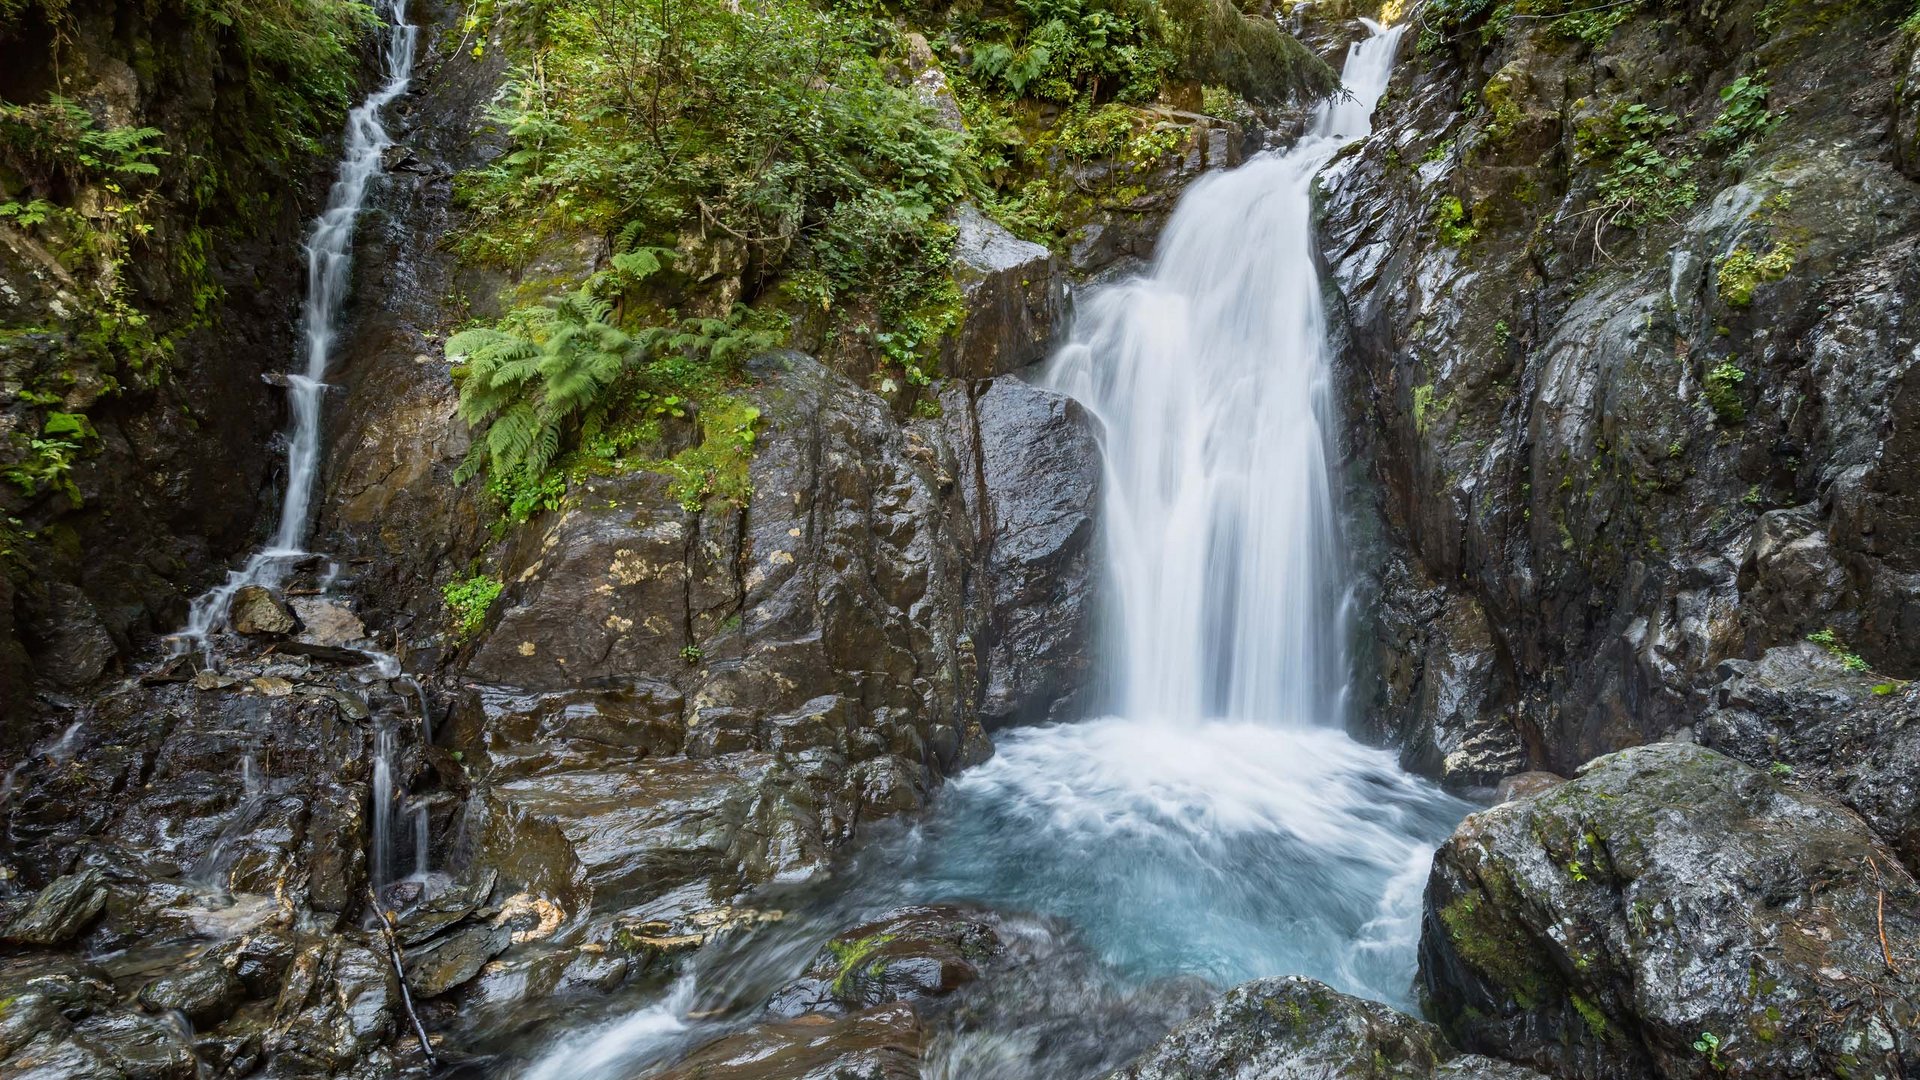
(1421, 742, 1920, 1080)
(0, 0, 362, 725)
(1110, 975, 1544, 1080)
(1699, 643, 1920, 873)
(449, 355, 1100, 927)
(1320, 0, 1920, 785)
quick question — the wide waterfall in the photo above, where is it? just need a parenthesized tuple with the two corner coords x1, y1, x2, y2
(520, 19, 1467, 1080)
(176, 0, 419, 648)
(1046, 19, 1402, 725)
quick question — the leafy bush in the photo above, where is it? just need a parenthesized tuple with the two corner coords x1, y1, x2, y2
(450, 290, 636, 486)
(963, 0, 1330, 106)
(1703, 72, 1780, 167)
(1577, 103, 1698, 234)
(449, 285, 782, 518)
(1703, 361, 1746, 424)
(443, 574, 504, 640)
(1807, 627, 1869, 672)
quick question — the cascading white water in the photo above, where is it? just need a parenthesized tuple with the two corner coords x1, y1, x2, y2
(1045, 18, 1401, 725)
(176, 0, 419, 649)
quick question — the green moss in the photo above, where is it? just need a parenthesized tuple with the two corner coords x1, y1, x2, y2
(1716, 244, 1795, 306)
(1438, 877, 1555, 1010)
(1571, 993, 1613, 1040)
(1434, 195, 1480, 248)
(653, 395, 762, 513)
(1482, 68, 1524, 143)
(826, 932, 896, 995)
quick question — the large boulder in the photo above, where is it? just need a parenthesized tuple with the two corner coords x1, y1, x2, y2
(229, 585, 297, 636)
(942, 205, 1067, 380)
(1699, 643, 1920, 873)
(767, 905, 1006, 1017)
(2, 869, 108, 946)
(1421, 741, 1920, 1079)
(940, 376, 1101, 726)
(1110, 976, 1544, 1080)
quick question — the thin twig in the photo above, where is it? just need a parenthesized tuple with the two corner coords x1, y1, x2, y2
(370, 888, 437, 1067)
(1868, 857, 1902, 975)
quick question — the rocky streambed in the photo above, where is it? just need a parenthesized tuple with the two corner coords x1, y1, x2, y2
(5, 0, 1920, 1078)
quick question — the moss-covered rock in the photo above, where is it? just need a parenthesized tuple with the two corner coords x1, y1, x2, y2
(1110, 974, 1546, 1079)
(1421, 741, 1920, 1079)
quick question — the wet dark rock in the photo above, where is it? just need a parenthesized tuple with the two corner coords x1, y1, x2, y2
(230, 928, 298, 998)
(138, 949, 245, 1028)
(940, 377, 1101, 725)
(1737, 506, 1851, 646)
(1699, 643, 1920, 872)
(71, 1010, 198, 1080)
(1321, 0, 1920, 779)
(29, 583, 120, 688)
(307, 781, 371, 914)
(768, 905, 1003, 1016)
(447, 353, 1009, 923)
(1401, 593, 1525, 789)
(1110, 975, 1544, 1080)
(262, 938, 396, 1074)
(942, 205, 1067, 380)
(1421, 742, 1920, 1079)
(404, 922, 511, 997)
(654, 1003, 923, 1080)
(229, 585, 298, 636)
(3, 868, 108, 945)
(0, 954, 185, 1078)
(391, 870, 498, 945)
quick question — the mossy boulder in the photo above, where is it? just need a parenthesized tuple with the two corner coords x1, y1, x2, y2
(1421, 741, 1920, 1079)
(1109, 975, 1544, 1079)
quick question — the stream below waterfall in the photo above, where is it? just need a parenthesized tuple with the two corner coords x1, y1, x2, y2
(505, 19, 1472, 1079)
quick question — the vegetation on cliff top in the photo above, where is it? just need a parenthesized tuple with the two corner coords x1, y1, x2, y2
(446, 0, 1332, 519)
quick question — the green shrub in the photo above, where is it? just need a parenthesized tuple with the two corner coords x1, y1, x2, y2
(443, 574, 504, 640)
(450, 290, 637, 487)
(1703, 361, 1747, 423)
(1703, 73, 1780, 167)
(1577, 103, 1698, 232)
(1807, 627, 1869, 672)
(962, 0, 1332, 107)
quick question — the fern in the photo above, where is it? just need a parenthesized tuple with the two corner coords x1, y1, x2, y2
(450, 288, 637, 485)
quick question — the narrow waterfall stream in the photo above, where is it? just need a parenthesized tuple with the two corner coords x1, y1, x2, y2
(177, 0, 419, 648)
(517, 20, 1468, 1079)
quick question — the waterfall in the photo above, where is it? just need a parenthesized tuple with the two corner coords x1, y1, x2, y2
(1045, 19, 1404, 725)
(176, 0, 419, 648)
(518, 22, 1468, 1078)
